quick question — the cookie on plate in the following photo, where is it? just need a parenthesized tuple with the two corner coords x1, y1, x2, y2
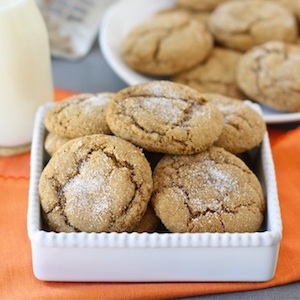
(134, 204, 160, 233)
(121, 12, 213, 75)
(208, 0, 298, 52)
(175, 0, 230, 11)
(236, 41, 300, 112)
(151, 146, 265, 233)
(44, 93, 114, 139)
(202, 93, 266, 153)
(106, 81, 224, 155)
(39, 134, 153, 233)
(44, 132, 71, 157)
(172, 47, 245, 99)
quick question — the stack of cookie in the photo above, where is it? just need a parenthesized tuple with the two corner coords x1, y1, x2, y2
(120, 0, 300, 112)
(39, 80, 266, 234)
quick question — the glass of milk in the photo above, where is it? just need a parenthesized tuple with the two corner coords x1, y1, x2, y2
(0, 0, 53, 155)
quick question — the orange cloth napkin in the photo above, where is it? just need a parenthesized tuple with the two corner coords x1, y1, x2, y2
(1, 89, 300, 299)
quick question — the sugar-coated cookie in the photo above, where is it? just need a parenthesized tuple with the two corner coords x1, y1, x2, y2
(208, 0, 298, 52)
(151, 146, 265, 233)
(44, 93, 114, 138)
(44, 132, 70, 157)
(121, 12, 213, 75)
(201, 93, 266, 153)
(236, 41, 300, 112)
(106, 81, 224, 155)
(39, 134, 153, 233)
(172, 47, 244, 99)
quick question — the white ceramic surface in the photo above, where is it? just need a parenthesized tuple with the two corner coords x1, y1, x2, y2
(27, 103, 282, 282)
(99, 0, 300, 124)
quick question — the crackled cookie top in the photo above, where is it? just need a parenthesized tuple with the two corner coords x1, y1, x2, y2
(39, 134, 153, 233)
(44, 93, 114, 138)
(106, 81, 224, 155)
(208, 0, 298, 51)
(173, 47, 244, 99)
(151, 146, 265, 233)
(121, 12, 213, 75)
(237, 41, 300, 112)
(201, 93, 266, 153)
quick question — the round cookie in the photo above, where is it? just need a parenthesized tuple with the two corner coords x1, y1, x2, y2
(39, 134, 153, 233)
(172, 47, 245, 99)
(236, 41, 300, 112)
(44, 93, 114, 139)
(106, 81, 224, 155)
(134, 204, 160, 233)
(44, 132, 71, 157)
(208, 0, 298, 52)
(201, 93, 266, 153)
(151, 146, 265, 233)
(175, 0, 230, 11)
(121, 12, 213, 75)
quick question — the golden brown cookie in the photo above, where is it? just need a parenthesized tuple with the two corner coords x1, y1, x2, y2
(175, 0, 229, 11)
(156, 6, 210, 26)
(172, 47, 245, 99)
(151, 146, 265, 233)
(208, 0, 298, 52)
(39, 134, 153, 233)
(201, 93, 266, 153)
(134, 204, 160, 233)
(236, 41, 300, 112)
(44, 132, 71, 157)
(265, 0, 300, 21)
(121, 12, 213, 75)
(106, 81, 224, 155)
(44, 93, 114, 139)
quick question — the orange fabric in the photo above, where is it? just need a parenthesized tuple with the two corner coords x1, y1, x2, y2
(1, 90, 300, 299)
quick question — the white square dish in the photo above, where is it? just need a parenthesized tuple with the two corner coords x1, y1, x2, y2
(27, 103, 282, 282)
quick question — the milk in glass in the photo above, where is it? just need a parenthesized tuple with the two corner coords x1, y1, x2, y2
(0, 0, 53, 154)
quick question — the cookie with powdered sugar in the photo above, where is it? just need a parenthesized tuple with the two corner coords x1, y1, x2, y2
(151, 146, 265, 233)
(106, 81, 224, 155)
(44, 93, 114, 139)
(39, 134, 153, 233)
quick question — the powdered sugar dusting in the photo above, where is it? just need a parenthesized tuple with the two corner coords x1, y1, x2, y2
(142, 81, 183, 99)
(80, 94, 110, 113)
(142, 97, 188, 123)
(63, 161, 111, 222)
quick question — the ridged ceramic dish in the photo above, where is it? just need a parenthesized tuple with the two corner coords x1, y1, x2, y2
(27, 103, 282, 282)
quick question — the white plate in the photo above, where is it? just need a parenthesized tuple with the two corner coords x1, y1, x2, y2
(99, 0, 300, 124)
(27, 103, 282, 282)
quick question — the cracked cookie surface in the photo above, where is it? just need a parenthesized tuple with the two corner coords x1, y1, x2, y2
(151, 146, 265, 233)
(121, 12, 213, 75)
(237, 41, 300, 112)
(202, 93, 266, 153)
(172, 47, 245, 99)
(208, 0, 298, 52)
(106, 81, 224, 155)
(39, 134, 153, 233)
(44, 93, 114, 138)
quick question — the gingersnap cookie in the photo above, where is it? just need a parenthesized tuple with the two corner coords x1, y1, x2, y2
(44, 132, 71, 157)
(44, 93, 114, 139)
(175, 0, 229, 11)
(151, 146, 265, 233)
(172, 47, 245, 99)
(208, 0, 298, 52)
(134, 204, 160, 233)
(201, 93, 266, 153)
(266, 0, 300, 21)
(121, 12, 213, 76)
(236, 41, 300, 112)
(106, 81, 224, 155)
(39, 134, 153, 233)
